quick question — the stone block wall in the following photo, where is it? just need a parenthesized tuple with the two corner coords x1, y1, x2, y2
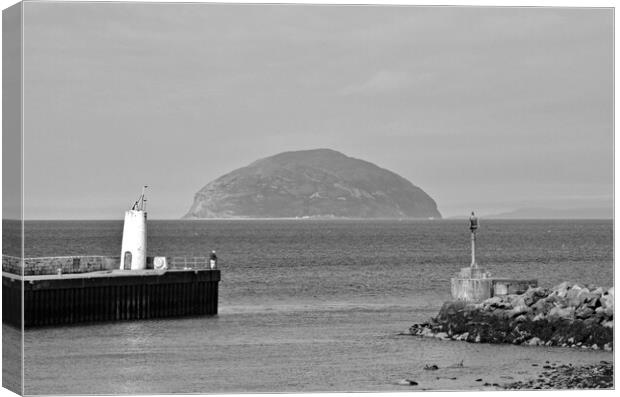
(492, 279, 538, 296)
(451, 277, 494, 301)
(2, 256, 22, 274)
(451, 265, 539, 302)
(23, 256, 120, 275)
(164, 257, 212, 270)
(2, 255, 214, 275)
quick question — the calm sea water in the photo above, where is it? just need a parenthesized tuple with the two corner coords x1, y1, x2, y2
(7, 220, 614, 394)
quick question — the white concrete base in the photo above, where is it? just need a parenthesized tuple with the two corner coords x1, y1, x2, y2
(451, 266, 538, 302)
(451, 266, 493, 301)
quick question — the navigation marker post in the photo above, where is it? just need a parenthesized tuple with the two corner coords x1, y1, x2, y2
(469, 211, 478, 268)
(450, 210, 537, 301)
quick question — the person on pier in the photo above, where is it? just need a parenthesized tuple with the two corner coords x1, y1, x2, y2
(210, 250, 218, 269)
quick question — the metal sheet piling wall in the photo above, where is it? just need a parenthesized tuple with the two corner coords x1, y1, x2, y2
(2, 276, 22, 328)
(2, 269, 220, 328)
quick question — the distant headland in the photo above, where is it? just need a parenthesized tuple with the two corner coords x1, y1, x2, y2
(183, 149, 441, 219)
(485, 207, 612, 220)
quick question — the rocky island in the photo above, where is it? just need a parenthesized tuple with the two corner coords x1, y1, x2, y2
(184, 149, 441, 219)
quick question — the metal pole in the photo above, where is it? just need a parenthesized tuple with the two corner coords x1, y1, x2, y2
(471, 230, 476, 267)
(469, 211, 478, 268)
(142, 185, 148, 212)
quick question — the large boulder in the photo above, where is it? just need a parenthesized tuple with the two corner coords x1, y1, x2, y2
(566, 285, 585, 307)
(523, 287, 548, 306)
(552, 282, 571, 298)
(545, 306, 575, 321)
(531, 298, 553, 315)
(527, 337, 543, 346)
(601, 287, 614, 311)
(578, 291, 602, 309)
(436, 301, 468, 320)
(482, 296, 512, 310)
(508, 305, 531, 318)
(508, 294, 527, 308)
(575, 306, 595, 320)
(595, 305, 613, 321)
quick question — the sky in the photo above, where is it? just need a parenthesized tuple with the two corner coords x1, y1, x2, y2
(17, 3, 613, 219)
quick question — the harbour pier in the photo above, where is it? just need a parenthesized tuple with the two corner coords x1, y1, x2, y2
(2, 256, 220, 328)
(2, 188, 221, 328)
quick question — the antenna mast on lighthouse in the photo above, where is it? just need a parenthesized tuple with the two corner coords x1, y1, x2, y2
(132, 185, 148, 212)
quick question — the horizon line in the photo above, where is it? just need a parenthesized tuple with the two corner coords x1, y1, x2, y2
(3, 217, 613, 222)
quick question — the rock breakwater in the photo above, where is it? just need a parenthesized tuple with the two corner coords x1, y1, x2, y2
(410, 282, 613, 350)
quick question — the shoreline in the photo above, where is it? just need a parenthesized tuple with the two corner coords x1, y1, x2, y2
(404, 282, 614, 389)
(393, 344, 613, 391)
(503, 360, 613, 390)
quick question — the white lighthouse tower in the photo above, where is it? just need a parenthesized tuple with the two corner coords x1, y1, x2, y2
(120, 186, 148, 270)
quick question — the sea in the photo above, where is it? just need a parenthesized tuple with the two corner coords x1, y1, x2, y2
(2, 219, 614, 394)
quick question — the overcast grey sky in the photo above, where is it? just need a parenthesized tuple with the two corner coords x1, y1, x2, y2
(21, 3, 612, 219)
